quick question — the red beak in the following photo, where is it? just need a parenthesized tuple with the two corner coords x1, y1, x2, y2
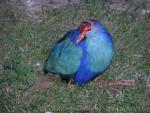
(76, 20, 92, 44)
(76, 30, 86, 44)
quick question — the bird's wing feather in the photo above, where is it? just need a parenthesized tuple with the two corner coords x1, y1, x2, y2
(45, 32, 82, 75)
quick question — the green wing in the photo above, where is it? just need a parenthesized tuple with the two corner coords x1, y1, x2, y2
(45, 38, 82, 75)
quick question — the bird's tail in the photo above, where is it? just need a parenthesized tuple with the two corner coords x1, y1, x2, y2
(43, 59, 58, 75)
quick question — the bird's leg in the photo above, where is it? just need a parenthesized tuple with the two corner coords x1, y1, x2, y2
(68, 78, 74, 88)
(61, 77, 70, 83)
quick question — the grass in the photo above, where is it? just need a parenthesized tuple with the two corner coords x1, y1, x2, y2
(0, 0, 150, 113)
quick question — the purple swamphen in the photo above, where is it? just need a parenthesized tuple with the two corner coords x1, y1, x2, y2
(44, 19, 115, 85)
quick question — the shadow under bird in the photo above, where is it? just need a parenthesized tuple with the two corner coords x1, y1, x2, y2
(44, 19, 115, 85)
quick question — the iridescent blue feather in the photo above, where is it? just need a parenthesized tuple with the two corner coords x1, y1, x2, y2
(44, 19, 115, 85)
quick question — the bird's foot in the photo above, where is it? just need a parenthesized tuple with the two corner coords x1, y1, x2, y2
(68, 78, 74, 88)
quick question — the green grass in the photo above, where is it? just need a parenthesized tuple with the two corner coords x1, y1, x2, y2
(0, 1, 150, 113)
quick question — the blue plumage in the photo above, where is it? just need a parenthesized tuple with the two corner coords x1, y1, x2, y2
(44, 19, 115, 85)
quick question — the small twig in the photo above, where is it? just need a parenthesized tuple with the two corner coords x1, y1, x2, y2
(5, 104, 11, 113)
(98, 79, 136, 91)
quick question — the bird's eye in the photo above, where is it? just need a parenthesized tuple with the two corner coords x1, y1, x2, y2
(88, 28, 91, 31)
(82, 21, 88, 25)
(80, 21, 92, 32)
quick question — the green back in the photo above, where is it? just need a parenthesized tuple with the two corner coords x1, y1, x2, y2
(45, 38, 82, 75)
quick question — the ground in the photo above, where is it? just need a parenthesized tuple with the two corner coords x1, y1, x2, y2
(0, 0, 150, 113)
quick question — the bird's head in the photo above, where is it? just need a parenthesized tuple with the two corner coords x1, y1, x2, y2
(76, 19, 104, 44)
(76, 20, 93, 44)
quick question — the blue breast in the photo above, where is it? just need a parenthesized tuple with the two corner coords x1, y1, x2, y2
(71, 20, 115, 85)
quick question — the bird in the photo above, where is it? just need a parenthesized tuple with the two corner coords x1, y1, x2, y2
(44, 19, 115, 86)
